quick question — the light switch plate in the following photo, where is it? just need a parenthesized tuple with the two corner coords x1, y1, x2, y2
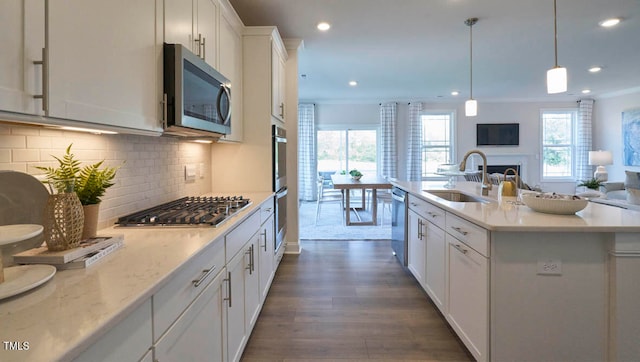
(185, 164, 196, 181)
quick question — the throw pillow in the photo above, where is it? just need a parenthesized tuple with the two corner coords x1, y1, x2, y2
(625, 171, 640, 205)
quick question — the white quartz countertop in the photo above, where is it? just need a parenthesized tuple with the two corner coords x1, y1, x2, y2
(0, 192, 274, 362)
(393, 180, 640, 232)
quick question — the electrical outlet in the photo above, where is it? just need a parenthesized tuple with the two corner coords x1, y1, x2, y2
(185, 164, 196, 181)
(537, 259, 562, 275)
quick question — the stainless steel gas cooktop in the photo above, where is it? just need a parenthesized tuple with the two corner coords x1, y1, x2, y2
(115, 196, 251, 227)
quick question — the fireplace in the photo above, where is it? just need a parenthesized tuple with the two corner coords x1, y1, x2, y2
(479, 164, 521, 175)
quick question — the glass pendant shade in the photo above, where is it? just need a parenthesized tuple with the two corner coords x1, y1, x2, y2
(465, 99, 477, 117)
(547, 66, 567, 94)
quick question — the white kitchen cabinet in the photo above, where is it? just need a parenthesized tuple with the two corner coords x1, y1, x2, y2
(47, 0, 161, 132)
(258, 213, 275, 302)
(217, 0, 244, 142)
(73, 299, 152, 362)
(447, 233, 489, 362)
(154, 269, 226, 362)
(164, 0, 218, 67)
(424, 220, 446, 312)
(407, 208, 426, 287)
(244, 235, 261, 332)
(0, 0, 44, 116)
(271, 41, 287, 122)
(226, 244, 247, 362)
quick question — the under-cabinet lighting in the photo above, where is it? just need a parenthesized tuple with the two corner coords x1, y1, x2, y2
(193, 139, 213, 144)
(59, 126, 118, 135)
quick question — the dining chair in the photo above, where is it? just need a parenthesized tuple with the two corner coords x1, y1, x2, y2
(315, 176, 344, 225)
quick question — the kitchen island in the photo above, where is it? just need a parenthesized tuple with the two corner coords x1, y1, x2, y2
(393, 180, 640, 362)
(0, 192, 277, 362)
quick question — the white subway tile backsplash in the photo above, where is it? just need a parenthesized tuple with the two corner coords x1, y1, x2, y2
(0, 123, 211, 230)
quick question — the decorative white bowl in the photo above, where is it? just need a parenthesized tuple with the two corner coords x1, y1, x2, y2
(521, 193, 588, 215)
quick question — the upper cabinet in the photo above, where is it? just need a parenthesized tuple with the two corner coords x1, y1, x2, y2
(217, 0, 244, 142)
(47, 0, 161, 132)
(271, 38, 287, 123)
(164, 0, 218, 68)
(0, 0, 45, 116)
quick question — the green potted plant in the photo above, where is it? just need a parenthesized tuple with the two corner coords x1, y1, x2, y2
(349, 169, 363, 180)
(578, 178, 604, 190)
(36, 144, 121, 240)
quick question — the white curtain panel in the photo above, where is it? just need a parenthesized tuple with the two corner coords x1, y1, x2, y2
(577, 99, 594, 181)
(407, 102, 423, 181)
(380, 103, 397, 179)
(298, 103, 317, 201)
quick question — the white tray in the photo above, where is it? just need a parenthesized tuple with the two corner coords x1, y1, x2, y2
(0, 224, 44, 246)
(0, 265, 56, 300)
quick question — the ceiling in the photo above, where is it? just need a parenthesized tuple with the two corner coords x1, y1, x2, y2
(229, 0, 640, 104)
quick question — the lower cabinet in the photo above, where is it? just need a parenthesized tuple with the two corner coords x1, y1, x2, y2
(424, 220, 446, 312)
(446, 233, 489, 362)
(154, 270, 226, 361)
(258, 213, 275, 301)
(226, 247, 247, 362)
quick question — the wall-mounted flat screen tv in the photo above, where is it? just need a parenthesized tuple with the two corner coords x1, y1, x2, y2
(476, 123, 519, 146)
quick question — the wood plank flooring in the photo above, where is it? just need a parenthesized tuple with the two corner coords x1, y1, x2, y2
(241, 240, 474, 362)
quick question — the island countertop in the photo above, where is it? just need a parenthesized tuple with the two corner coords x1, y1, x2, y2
(0, 192, 274, 362)
(392, 180, 640, 232)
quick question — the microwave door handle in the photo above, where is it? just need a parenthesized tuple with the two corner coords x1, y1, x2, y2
(216, 85, 231, 126)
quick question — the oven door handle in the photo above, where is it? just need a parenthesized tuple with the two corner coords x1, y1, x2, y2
(276, 187, 288, 197)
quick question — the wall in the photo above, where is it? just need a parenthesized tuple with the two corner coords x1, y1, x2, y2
(0, 123, 212, 230)
(315, 100, 576, 192)
(593, 89, 640, 181)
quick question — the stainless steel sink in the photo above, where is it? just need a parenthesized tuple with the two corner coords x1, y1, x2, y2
(424, 190, 487, 203)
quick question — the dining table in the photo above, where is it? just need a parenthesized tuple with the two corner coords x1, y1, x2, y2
(330, 174, 393, 226)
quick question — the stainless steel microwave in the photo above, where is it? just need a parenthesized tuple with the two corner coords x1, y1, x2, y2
(163, 43, 231, 137)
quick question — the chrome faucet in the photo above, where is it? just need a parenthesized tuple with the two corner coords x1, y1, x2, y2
(459, 149, 493, 196)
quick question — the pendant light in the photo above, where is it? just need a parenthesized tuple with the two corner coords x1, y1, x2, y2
(465, 18, 478, 117)
(547, 0, 567, 94)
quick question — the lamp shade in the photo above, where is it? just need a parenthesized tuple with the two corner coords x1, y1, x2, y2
(547, 66, 567, 94)
(588, 150, 613, 166)
(465, 99, 477, 117)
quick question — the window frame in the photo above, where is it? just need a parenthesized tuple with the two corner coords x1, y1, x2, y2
(420, 110, 456, 180)
(315, 124, 381, 176)
(540, 108, 579, 182)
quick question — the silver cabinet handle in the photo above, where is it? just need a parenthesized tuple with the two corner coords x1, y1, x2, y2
(417, 218, 423, 240)
(33, 47, 48, 112)
(279, 102, 284, 118)
(192, 266, 216, 287)
(251, 244, 255, 273)
(245, 246, 253, 274)
(224, 271, 232, 307)
(451, 226, 469, 236)
(427, 211, 438, 218)
(194, 33, 202, 57)
(261, 230, 268, 252)
(201, 36, 206, 60)
(453, 243, 468, 254)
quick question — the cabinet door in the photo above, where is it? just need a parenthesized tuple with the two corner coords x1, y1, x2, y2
(425, 221, 446, 312)
(218, 5, 243, 142)
(447, 234, 489, 362)
(164, 0, 194, 51)
(195, 0, 217, 67)
(407, 209, 425, 287)
(154, 270, 226, 362)
(226, 248, 247, 362)
(258, 214, 275, 301)
(245, 236, 261, 332)
(0, 0, 44, 115)
(47, 0, 161, 132)
(270, 43, 285, 122)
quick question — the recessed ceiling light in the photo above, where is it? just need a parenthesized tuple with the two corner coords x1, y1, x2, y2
(582, 89, 591, 94)
(599, 18, 621, 27)
(451, 91, 459, 96)
(588, 66, 602, 73)
(317, 22, 331, 31)
(348, 81, 358, 87)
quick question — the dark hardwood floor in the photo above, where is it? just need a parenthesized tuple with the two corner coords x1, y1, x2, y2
(241, 240, 474, 362)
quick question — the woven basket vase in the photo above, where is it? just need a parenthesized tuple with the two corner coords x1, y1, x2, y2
(43, 192, 84, 251)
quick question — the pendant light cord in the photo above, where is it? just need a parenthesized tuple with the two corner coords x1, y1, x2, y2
(553, 0, 559, 67)
(465, 18, 478, 99)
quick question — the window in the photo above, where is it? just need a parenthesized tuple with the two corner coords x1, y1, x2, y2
(421, 112, 455, 178)
(317, 128, 378, 176)
(541, 109, 578, 180)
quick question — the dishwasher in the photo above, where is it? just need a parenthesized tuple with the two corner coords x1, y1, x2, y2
(391, 186, 408, 267)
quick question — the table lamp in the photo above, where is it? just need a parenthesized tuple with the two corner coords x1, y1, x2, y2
(588, 150, 613, 181)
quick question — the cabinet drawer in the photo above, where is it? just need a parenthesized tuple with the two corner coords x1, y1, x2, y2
(226, 210, 260, 263)
(260, 199, 274, 225)
(153, 237, 225, 341)
(408, 194, 446, 229)
(445, 213, 489, 257)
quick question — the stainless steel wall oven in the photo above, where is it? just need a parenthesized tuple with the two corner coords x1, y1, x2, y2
(272, 125, 287, 251)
